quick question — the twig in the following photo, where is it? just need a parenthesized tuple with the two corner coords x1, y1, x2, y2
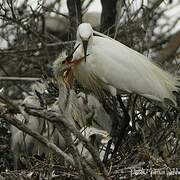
(46, 40, 75, 47)
(0, 77, 41, 81)
(155, 31, 180, 64)
(55, 122, 86, 180)
(0, 94, 19, 112)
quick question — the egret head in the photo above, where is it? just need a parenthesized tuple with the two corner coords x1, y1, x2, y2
(53, 51, 70, 87)
(77, 23, 93, 62)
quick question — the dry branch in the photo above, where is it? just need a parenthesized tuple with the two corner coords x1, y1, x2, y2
(156, 31, 180, 64)
(0, 77, 41, 81)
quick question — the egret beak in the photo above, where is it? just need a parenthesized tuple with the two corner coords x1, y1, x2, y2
(64, 43, 80, 63)
(82, 40, 88, 62)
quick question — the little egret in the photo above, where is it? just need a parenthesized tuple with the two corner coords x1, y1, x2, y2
(62, 23, 179, 105)
(11, 96, 44, 169)
(72, 126, 111, 163)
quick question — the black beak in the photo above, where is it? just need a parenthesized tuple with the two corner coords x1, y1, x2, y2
(82, 40, 88, 62)
(65, 43, 80, 62)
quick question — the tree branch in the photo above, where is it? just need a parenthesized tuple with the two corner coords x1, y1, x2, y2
(155, 31, 180, 64)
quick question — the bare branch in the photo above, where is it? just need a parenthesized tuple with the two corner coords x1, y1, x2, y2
(0, 77, 41, 81)
(155, 31, 180, 64)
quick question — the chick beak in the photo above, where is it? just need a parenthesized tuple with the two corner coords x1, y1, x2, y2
(82, 40, 88, 62)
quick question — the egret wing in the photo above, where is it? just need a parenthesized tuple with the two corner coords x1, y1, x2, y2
(88, 36, 179, 104)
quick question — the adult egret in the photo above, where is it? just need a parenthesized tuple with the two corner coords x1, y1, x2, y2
(63, 23, 179, 105)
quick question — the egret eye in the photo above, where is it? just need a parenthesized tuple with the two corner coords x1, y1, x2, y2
(79, 35, 83, 40)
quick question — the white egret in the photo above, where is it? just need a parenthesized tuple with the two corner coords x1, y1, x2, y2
(11, 95, 67, 169)
(77, 93, 112, 133)
(73, 126, 111, 163)
(63, 23, 179, 106)
(11, 96, 44, 169)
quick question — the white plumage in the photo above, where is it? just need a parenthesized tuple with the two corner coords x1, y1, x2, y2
(71, 23, 179, 105)
(11, 96, 44, 169)
(73, 126, 110, 162)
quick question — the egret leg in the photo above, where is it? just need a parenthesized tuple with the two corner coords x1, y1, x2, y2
(112, 95, 131, 155)
(103, 95, 119, 164)
(103, 139, 113, 164)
